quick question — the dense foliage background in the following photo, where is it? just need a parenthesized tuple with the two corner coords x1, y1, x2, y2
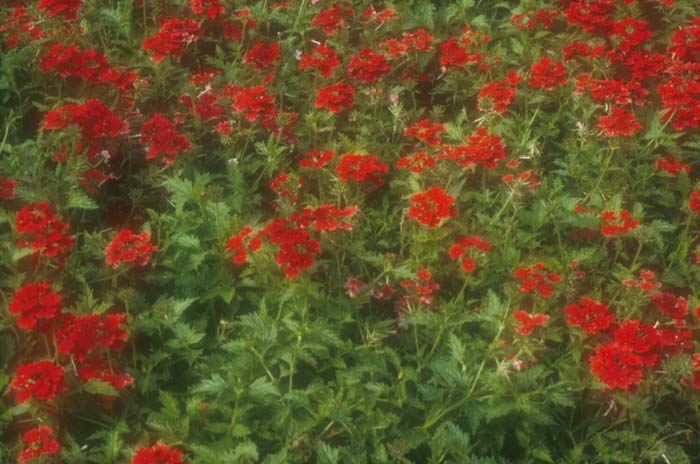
(3, 0, 700, 462)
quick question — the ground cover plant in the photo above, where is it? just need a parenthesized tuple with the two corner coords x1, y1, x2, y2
(3, 0, 700, 462)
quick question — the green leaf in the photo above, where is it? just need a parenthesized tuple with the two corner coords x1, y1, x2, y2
(67, 190, 99, 210)
(82, 379, 119, 397)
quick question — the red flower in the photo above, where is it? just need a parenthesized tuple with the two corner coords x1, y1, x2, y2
(651, 292, 689, 320)
(347, 49, 391, 84)
(56, 313, 129, 361)
(105, 229, 158, 268)
(38, 0, 83, 20)
(0, 175, 17, 199)
(299, 44, 340, 78)
(143, 18, 202, 63)
(16, 203, 75, 259)
(11, 361, 66, 403)
(315, 83, 355, 112)
(404, 119, 446, 146)
(42, 99, 127, 160)
(439, 32, 485, 69)
(407, 187, 457, 228)
(18, 426, 60, 463)
(345, 277, 367, 298)
(40, 44, 136, 91)
(528, 57, 567, 90)
(597, 107, 643, 137)
(396, 152, 437, 173)
(600, 209, 639, 236)
(78, 356, 134, 391)
(448, 236, 491, 272)
(589, 343, 644, 390)
(574, 74, 647, 106)
(190, 0, 224, 19)
(689, 192, 700, 214)
(656, 155, 690, 176)
(312, 2, 353, 36)
(8, 283, 62, 333)
(245, 42, 281, 72)
(513, 263, 561, 298)
(300, 149, 335, 169)
(131, 444, 185, 464)
(226, 226, 254, 265)
(513, 310, 550, 335)
(336, 153, 389, 186)
(440, 128, 506, 169)
(565, 297, 615, 335)
(478, 71, 522, 114)
(228, 85, 277, 124)
(141, 114, 192, 164)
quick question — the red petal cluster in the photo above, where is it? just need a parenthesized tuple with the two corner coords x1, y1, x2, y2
(245, 42, 281, 72)
(407, 187, 457, 229)
(300, 44, 340, 78)
(316, 83, 355, 112)
(18, 426, 60, 463)
(478, 71, 523, 114)
(597, 107, 643, 137)
(336, 153, 389, 186)
(347, 49, 391, 84)
(143, 18, 202, 63)
(528, 57, 567, 90)
(513, 263, 561, 298)
(448, 236, 491, 272)
(565, 297, 615, 335)
(105, 229, 158, 268)
(404, 119, 446, 147)
(11, 361, 66, 403)
(8, 282, 63, 333)
(131, 443, 186, 464)
(513, 310, 550, 335)
(190, 0, 224, 19)
(38, 0, 83, 20)
(600, 209, 639, 236)
(312, 2, 353, 36)
(16, 203, 74, 259)
(40, 44, 136, 91)
(141, 114, 192, 164)
(0, 175, 17, 199)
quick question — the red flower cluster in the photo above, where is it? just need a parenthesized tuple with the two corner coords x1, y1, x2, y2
(600, 209, 639, 236)
(0, 6, 43, 48)
(565, 297, 615, 335)
(190, 0, 224, 19)
(77, 356, 134, 391)
(396, 151, 436, 173)
(448, 236, 491, 272)
(300, 44, 340, 78)
(399, 268, 440, 308)
(18, 426, 60, 463)
(270, 173, 304, 203)
(380, 29, 434, 58)
(40, 44, 136, 91)
(689, 192, 700, 214)
(510, 10, 559, 30)
(336, 153, 389, 186)
(478, 71, 522, 114)
(513, 263, 561, 298)
(651, 292, 689, 320)
(312, 2, 353, 36)
(407, 187, 457, 229)
(245, 42, 281, 72)
(143, 18, 202, 63)
(38, 0, 83, 20)
(56, 313, 129, 361)
(0, 175, 17, 199)
(105, 229, 158, 268)
(656, 155, 690, 176)
(589, 343, 644, 390)
(8, 282, 63, 333)
(528, 57, 567, 90)
(439, 29, 486, 69)
(316, 82, 355, 112)
(131, 443, 186, 464)
(513, 310, 550, 336)
(228, 205, 357, 278)
(441, 128, 506, 169)
(141, 114, 192, 164)
(622, 270, 661, 291)
(575, 74, 647, 106)
(43, 99, 127, 160)
(404, 119, 446, 146)
(597, 107, 643, 137)
(228, 85, 277, 124)
(11, 361, 66, 403)
(16, 203, 75, 259)
(347, 49, 391, 84)
(300, 149, 335, 169)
